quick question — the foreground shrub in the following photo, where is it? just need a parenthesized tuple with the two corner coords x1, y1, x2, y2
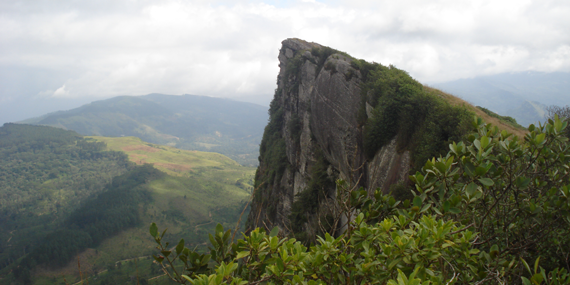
(151, 116, 570, 284)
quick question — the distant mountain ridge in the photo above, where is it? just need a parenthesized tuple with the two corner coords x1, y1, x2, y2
(21, 94, 269, 166)
(432, 71, 570, 126)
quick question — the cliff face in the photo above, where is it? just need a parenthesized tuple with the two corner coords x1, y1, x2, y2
(247, 39, 412, 237)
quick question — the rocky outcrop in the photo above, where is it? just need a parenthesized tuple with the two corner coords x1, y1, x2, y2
(247, 39, 410, 236)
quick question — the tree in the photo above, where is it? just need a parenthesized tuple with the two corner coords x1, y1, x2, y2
(546, 105, 570, 138)
(150, 116, 570, 284)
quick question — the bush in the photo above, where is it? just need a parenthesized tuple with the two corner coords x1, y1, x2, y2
(361, 65, 471, 170)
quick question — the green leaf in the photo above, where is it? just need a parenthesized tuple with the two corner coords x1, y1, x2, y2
(153, 255, 164, 264)
(388, 258, 402, 270)
(532, 273, 544, 284)
(445, 156, 455, 169)
(480, 136, 490, 149)
(209, 233, 216, 247)
(216, 223, 224, 235)
(413, 196, 422, 208)
(236, 251, 250, 259)
(466, 182, 477, 198)
(534, 256, 541, 274)
(521, 277, 532, 285)
(435, 161, 447, 174)
(150, 223, 158, 238)
(490, 244, 499, 259)
(448, 207, 461, 214)
(276, 258, 285, 272)
(270, 227, 279, 237)
(443, 200, 450, 212)
(419, 204, 431, 213)
(535, 133, 546, 145)
(474, 139, 482, 151)
(464, 162, 476, 177)
(270, 236, 279, 250)
(516, 176, 531, 189)
(521, 257, 532, 274)
(223, 229, 231, 242)
(478, 178, 494, 186)
(176, 239, 185, 255)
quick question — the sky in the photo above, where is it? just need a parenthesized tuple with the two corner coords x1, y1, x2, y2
(1, 0, 569, 123)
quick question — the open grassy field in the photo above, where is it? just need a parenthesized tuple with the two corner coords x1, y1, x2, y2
(425, 86, 529, 138)
(29, 136, 255, 284)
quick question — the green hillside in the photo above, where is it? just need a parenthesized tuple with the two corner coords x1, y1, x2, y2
(0, 125, 255, 285)
(89, 136, 254, 224)
(21, 94, 269, 166)
(0, 123, 131, 277)
(48, 137, 256, 285)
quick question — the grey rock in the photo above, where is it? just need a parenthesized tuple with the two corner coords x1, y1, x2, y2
(248, 38, 410, 235)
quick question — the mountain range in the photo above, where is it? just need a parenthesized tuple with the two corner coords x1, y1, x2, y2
(21, 94, 269, 166)
(432, 71, 570, 126)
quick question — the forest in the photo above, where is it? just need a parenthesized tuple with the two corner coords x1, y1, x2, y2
(0, 124, 132, 273)
(13, 164, 164, 284)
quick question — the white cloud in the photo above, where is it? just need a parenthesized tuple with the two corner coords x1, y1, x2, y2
(53, 84, 69, 97)
(1, 0, 569, 102)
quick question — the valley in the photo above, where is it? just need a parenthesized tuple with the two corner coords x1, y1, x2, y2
(0, 124, 254, 285)
(21, 94, 268, 167)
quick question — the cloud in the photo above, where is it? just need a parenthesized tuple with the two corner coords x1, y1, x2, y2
(53, 84, 69, 97)
(1, 0, 569, 103)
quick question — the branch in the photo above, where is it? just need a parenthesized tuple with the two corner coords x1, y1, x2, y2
(449, 223, 475, 235)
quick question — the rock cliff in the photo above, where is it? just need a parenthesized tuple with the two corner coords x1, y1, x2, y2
(247, 39, 468, 240)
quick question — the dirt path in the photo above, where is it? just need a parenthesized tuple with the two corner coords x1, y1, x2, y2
(194, 211, 214, 233)
(114, 255, 150, 265)
(70, 256, 158, 285)
(148, 273, 167, 281)
(7, 230, 15, 244)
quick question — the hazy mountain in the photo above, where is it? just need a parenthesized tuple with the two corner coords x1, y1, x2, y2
(21, 94, 269, 166)
(431, 71, 570, 126)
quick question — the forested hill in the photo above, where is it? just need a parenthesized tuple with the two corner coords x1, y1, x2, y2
(0, 123, 132, 276)
(13, 165, 162, 283)
(20, 94, 269, 166)
(0, 123, 255, 284)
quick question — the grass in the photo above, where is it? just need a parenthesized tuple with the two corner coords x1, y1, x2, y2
(424, 86, 529, 138)
(87, 136, 240, 176)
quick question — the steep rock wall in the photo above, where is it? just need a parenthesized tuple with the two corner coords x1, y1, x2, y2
(247, 39, 411, 236)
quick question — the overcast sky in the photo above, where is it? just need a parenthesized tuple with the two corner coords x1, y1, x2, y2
(1, 0, 569, 113)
